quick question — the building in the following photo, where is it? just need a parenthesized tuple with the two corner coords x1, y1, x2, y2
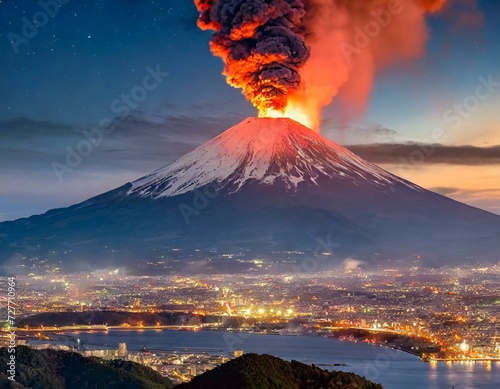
(118, 342, 127, 359)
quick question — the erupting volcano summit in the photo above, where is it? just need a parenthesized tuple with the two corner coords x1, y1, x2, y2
(128, 118, 419, 199)
(1, 117, 500, 272)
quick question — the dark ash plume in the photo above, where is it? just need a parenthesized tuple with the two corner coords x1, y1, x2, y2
(194, 0, 310, 112)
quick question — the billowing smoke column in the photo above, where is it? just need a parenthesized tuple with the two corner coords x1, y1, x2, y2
(194, 0, 310, 112)
(195, 0, 449, 130)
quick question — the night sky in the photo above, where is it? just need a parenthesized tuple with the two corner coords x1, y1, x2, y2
(0, 0, 499, 221)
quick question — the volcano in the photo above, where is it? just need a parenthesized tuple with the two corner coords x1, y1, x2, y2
(1, 118, 499, 272)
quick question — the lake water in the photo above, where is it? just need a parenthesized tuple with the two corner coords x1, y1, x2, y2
(34, 329, 499, 389)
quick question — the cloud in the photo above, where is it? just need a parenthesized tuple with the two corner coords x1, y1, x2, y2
(323, 122, 401, 145)
(429, 187, 459, 196)
(0, 104, 245, 174)
(339, 258, 367, 272)
(430, 187, 500, 199)
(346, 143, 500, 165)
(429, 187, 500, 215)
(0, 106, 246, 221)
(377, 162, 500, 216)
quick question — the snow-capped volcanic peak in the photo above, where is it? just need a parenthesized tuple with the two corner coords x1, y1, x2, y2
(128, 117, 418, 199)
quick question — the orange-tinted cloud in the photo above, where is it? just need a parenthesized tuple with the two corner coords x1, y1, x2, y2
(380, 163, 500, 215)
(441, 0, 485, 32)
(290, 0, 449, 128)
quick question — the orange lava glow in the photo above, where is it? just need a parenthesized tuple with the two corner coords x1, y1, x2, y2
(262, 101, 317, 132)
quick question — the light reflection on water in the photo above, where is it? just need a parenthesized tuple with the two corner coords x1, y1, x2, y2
(32, 330, 499, 389)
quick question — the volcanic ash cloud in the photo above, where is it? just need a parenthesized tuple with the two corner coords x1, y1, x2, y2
(195, 0, 449, 131)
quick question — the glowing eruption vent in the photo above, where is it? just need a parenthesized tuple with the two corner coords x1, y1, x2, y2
(195, 0, 448, 130)
(129, 117, 419, 198)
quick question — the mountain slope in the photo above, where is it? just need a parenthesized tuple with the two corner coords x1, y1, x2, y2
(177, 354, 382, 389)
(177, 353, 383, 389)
(0, 346, 174, 389)
(0, 348, 380, 389)
(128, 118, 419, 198)
(1, 118, 499, 271)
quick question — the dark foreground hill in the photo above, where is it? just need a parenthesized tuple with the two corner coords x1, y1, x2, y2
(0, 348, 382, 389)
(0, 346, 174, 389)
(178, 353, 383, 389)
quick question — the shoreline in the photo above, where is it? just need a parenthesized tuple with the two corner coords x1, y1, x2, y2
(8, 326, 500, 363)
